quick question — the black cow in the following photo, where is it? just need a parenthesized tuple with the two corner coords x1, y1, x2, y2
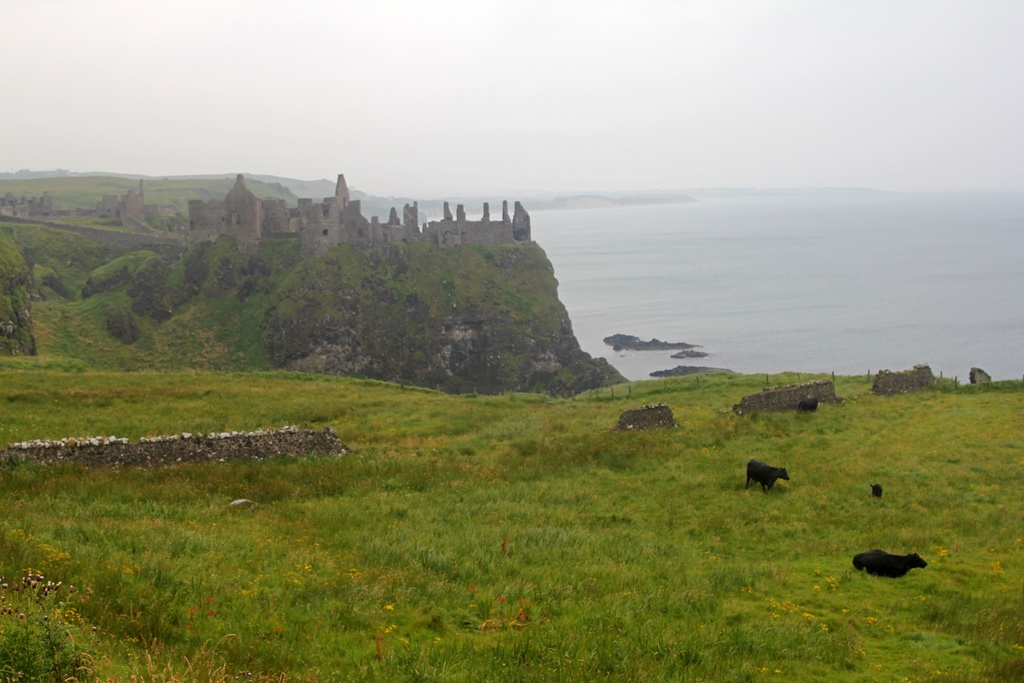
(871, 483, 883, 498)
(745, 459, 790, 492)
(852, 549, 927, 578)
(797, 397, 819, 412)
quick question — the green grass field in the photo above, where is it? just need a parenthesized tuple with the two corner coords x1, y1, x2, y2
(0, 366, 1022, 682)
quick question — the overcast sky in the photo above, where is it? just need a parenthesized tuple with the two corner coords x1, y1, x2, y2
(7, 0, 1024, 197)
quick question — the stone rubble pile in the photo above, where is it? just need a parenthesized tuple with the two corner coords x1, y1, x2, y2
(616, 403, 677, 430)
(3, 425, 347, 468)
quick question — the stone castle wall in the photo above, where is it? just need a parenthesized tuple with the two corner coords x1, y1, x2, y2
(733, 380, 837, 415)
(188, 173, 531, 258)
(872, 364, 934, 396)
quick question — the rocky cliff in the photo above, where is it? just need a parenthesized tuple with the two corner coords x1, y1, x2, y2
(6, 222, 622, 396)
(262, 241, 623, 395)
(0, 235, 36, 356)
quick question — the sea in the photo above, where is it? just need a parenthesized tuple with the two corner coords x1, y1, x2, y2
(532, 191, 1024, 383)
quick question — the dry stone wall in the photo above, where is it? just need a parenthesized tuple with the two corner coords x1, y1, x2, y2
(2, 426, 347, 468)
(616, 403, 677, 430)
(733, 380, 837, 415)
(871, 365, 934, 396)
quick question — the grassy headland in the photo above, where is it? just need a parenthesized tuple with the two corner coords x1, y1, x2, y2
(0, 366, 1021, 681)
(0, 176, 296, 214)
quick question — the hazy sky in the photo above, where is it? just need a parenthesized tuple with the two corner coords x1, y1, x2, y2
(7, 0, 1024, 197)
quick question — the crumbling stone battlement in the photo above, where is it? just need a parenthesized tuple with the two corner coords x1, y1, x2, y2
(1, 191, 53, 218)
(733, 380, 837, 415)
(871, 364, 934, 396)
(2, 426, 347, 468)
(616, 403, 677, 430)
(188, 174, 532, 257)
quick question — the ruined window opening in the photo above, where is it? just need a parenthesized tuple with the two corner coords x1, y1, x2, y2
(322, 229, 328, 236)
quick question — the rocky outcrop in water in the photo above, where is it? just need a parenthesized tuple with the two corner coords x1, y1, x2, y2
(603, 334, 699, 351)
(650, 366, 731, 377)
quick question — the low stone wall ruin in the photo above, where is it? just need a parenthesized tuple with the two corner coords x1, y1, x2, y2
(733, 380, 837, 415)
(616, 403, 677, 430)
(969, 367, 991, 384)
(871, 365, 934, 396)
(2, 426, 347, 468)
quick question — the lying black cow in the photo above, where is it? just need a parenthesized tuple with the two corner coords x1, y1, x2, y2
(745, 458, 790, 492)
(797, 397, 819, 412)
(852, 549, 927, 577)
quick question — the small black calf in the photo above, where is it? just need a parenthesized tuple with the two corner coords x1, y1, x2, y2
(852, 549, 927, 578)
(745, 458, 790, 493)
(796, 397, 819, 412)
(871, 483, 883, 498)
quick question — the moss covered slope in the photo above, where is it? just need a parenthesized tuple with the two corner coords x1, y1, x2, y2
(1, 220, 622, 394)
(0, 234, 36, 355)
(263, 241, 623, 395)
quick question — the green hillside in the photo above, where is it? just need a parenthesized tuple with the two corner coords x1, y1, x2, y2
(0, 368, 1021, 681)
(0, 175, 297, 213)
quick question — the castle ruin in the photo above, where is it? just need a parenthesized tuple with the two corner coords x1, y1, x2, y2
(188, 174, 532, 257)
(2, 179, 162, 231)
(95, 179, 160, 230)
(1, 191, 53, 218)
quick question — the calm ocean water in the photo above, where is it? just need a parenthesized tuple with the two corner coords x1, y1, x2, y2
(533, 192, 1024, 382)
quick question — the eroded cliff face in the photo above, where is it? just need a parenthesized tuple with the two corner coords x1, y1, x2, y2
(262, 242, 623, 396)
(0, 235, 36, 356)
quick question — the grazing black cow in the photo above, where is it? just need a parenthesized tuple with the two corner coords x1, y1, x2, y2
(796, 397, 819, 412)
(852, 549, 927, 578)
(745, 459, 790, 492)
(871, 483, 883, 498)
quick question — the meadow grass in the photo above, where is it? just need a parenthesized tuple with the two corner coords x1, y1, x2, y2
(0, 367, 1022, 681)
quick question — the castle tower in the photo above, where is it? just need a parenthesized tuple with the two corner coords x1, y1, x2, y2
(221, 174, 263, 254)
(512, 201, 531, 242)
(335, 174, 350, 208)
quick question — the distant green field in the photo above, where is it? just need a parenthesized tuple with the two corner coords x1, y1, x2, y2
(0, 175, 297, 213)
(0, 367, 1021, 681)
